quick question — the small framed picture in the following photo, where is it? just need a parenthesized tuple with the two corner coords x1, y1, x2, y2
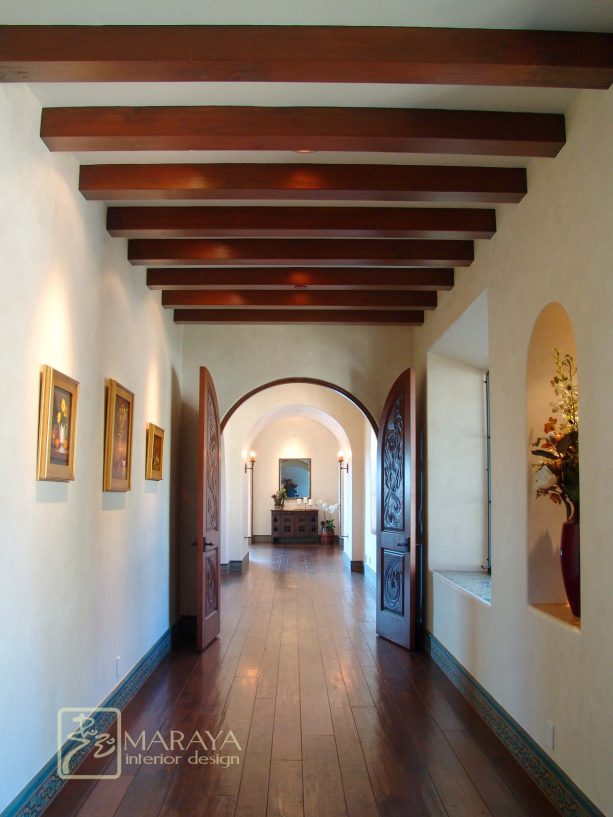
(103, 379, 134, 492)
(145, 423, 165, 481)
(37, 365, 79, 481)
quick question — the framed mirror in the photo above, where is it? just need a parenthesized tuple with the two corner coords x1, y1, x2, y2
(279, 458, 311, 498)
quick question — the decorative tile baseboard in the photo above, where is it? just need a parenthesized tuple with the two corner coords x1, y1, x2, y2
(364, 563, 376, 585)
(221, 552, 250, 574)
(342, 552, 364, 573)
(1, 628, 172, 817)
(424, 631, 605, 817)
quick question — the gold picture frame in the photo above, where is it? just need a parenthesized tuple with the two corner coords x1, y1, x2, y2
(145, 423, 165, 481)
(103, 379, 134, 492)
(37, 365, 79, 481)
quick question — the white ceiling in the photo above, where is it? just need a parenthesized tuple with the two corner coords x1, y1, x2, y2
(2, 0, 613, 30)
(29, 79, 573, 204)
(29, 82, 579, 173)
(17, 4, 610, 202)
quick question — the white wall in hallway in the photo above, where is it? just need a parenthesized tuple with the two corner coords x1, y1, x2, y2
(427, 351, 487, 571)
(179, 334, 410, 612)
(251, 416, 342, 536)
(0, 85, 183, 812)
(414, 87, 613, 814)
(179, 383, 377, 613)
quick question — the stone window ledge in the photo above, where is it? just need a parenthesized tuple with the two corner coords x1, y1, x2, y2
(434, 570, 492, 605)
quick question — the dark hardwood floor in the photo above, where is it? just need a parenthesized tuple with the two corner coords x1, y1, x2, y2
(46, 545, 559, 817)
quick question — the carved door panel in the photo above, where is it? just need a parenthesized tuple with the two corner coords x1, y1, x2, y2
(376, 369, 417, 650)
(197, 367, 221, 651)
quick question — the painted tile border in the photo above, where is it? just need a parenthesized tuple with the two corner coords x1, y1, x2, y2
(424, 631, 605, 817)
(364, 563, 376, 586)
(1, 628, 172, 817)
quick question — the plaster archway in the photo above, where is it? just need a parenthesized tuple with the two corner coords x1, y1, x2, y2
(221, 382, 377, 573)
(221, 377, 378, 435)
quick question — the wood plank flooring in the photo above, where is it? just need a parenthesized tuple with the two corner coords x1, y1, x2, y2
(46, 546, 559, 817)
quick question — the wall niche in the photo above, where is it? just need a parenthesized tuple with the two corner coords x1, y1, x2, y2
(526, 302, 580, 627)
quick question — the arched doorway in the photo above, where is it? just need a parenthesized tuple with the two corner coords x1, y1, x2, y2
(221, 377, 378, 434)
(220, 381, 378, 574)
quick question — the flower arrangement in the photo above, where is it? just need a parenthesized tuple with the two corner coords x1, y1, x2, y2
(531, 349, 579, 521)
(271, 485, 288, 508)
(316, 499, 340, 532)
(52, 396, 70, 452)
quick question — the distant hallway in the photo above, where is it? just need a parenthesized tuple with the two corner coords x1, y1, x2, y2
(45, 546, 558, 817)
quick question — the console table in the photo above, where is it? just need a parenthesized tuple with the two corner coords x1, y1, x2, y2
(271, 509, 319, 544)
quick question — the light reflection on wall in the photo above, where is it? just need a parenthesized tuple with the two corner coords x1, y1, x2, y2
(145, 356, 161, 423)
(35, 270, 74, 372)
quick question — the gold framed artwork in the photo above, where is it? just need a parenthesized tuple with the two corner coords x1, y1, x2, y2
(37, 365, 79, 481)
(103, 379, 134, 492)
(145, 423, 165, 480)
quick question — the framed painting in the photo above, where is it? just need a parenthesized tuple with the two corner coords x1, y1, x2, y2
(103, 379, 134, 492)
(37, 365, 79, 481)
(145, 423, 165, 480)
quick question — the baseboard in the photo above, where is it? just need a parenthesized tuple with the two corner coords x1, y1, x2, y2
(231, 552, 249, 573)
(424, 631, 606, 817)
(364, 563, 376, 585)
(0, 627, 173, 817)
(342, 552, 364, 573)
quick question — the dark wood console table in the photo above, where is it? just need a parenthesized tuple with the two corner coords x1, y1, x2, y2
(271, 509, 319, 543)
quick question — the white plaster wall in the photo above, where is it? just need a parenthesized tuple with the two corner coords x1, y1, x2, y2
(179, 338, 410, 612)
(427, 352, 487, 571)
(252, 416, 341, 535)
(415, 88, 613, 814)
(179, 384, 374, 611)
(181, 324, 412, 423)
(0, 85, 183, 812)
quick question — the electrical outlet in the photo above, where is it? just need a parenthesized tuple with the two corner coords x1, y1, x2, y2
(546, 720, 555, 750)
(115, 656, 121, 679)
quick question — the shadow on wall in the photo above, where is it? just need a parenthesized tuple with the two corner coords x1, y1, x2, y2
(169, 365, 182, 625)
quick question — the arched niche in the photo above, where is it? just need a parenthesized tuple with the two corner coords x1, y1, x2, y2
(526, 302, 580, 622)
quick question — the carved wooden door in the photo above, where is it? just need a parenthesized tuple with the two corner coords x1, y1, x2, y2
(376, 368, 417, 650)
(197, 367, 221, 651)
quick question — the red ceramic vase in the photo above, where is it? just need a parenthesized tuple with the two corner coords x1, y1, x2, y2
(560, 519, 580, 617)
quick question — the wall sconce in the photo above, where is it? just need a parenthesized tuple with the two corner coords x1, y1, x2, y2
(244, 451, 256, 542)
(338, 450, 349, 474)
(244, 450, 256, 473)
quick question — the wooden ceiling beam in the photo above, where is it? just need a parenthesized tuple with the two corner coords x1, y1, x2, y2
(41, 106, 565, 157)
(80, 163, 527, 203)
(107, 205, 496, 239)
(146, 267, 455, 291)
(2, 26, 612, 88)
(160, 289, 437, 309)
(173, 308, 424, 325)
(128, 238, 473, 267)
